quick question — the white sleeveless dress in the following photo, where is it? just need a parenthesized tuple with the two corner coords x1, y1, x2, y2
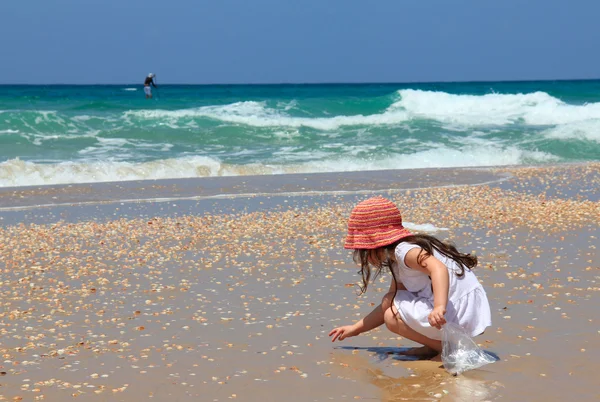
(392, 242, 492, 341)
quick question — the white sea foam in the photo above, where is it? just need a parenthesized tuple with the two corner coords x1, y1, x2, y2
(0, 156, 222, 187)
(392, 89, 600, 126)
(122, 90, 600, 132)
(123, 88, 138, 91)
(24, 130, 100, 146)
(124, 101, 411, 131)
(32, 111, 61, 125)
(273, 129, 301, 140)
(297, 145, 557, 173)
(542, 120, 600, 142)
(0, 142, 557, 188)
(72, 115, 93, 122)
(77, 137, 174, 159)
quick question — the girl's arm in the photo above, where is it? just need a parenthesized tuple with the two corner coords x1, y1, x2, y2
(330, 278, 406, 342)
(353, 303, 385, 334)
(404, 248, 449, 329)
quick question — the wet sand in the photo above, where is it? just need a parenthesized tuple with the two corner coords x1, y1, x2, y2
(0, 164, 599, 401)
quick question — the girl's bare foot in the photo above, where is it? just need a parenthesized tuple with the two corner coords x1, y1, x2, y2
(400, 346, 438, 357)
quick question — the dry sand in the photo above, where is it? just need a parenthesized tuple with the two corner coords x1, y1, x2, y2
(0, 164, 599, 401)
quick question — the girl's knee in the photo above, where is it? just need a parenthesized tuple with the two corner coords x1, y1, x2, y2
(383, 306, 401, 331)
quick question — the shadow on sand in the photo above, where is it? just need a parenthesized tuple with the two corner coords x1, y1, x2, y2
(336, 345, 500, 364)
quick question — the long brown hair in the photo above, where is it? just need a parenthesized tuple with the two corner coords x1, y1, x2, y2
(353, 234, 478, 295)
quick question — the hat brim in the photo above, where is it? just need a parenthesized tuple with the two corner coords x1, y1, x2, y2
(344, 227, 412, 250)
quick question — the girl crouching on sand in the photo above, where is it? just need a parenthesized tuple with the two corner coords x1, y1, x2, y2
(329, 196, 491, 358)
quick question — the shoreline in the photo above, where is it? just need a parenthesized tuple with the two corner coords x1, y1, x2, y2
(1, 161, 598, 216)
(6, 159, 599, 210)
(0, 166, 512, 211)
(2, 162, 598, 228)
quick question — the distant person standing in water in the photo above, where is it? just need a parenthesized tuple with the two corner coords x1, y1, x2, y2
(144, 73, 157, 99)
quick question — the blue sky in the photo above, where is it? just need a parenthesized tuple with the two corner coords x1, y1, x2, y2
(0, 0, 598, 84)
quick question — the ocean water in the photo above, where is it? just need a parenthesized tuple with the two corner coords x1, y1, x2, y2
(2, 80, 600, 188)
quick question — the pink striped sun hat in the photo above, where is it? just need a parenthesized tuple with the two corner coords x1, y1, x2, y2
(344, 196, 412, 249)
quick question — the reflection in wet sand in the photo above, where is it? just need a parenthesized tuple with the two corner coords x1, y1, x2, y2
(332, 348, 501, 401)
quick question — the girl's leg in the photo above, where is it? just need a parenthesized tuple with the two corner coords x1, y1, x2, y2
(381, 292, 442, 353)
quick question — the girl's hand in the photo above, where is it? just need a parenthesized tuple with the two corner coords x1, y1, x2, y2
(329, 324, 360, 342)
(428, 306, 446, 330)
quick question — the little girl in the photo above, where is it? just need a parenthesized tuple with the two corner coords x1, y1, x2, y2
(329, 196, 491, 357)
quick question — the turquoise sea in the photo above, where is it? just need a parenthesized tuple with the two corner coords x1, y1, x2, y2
(2, 80, 600, 187)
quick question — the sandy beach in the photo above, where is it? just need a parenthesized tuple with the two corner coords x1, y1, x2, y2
(1, 163, 599, 401)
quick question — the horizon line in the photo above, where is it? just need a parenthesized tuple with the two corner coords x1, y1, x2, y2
(1, 77, 600, 86)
